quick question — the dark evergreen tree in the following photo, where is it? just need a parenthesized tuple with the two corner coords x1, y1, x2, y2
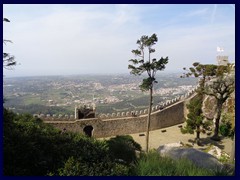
(181, 94, 211, 144)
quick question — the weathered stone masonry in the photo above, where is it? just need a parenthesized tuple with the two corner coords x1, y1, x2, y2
(44, 99, 189, 138)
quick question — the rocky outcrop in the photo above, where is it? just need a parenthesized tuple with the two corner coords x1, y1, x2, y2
(157, 143, 223, 170)
(202, 96, 217, 120)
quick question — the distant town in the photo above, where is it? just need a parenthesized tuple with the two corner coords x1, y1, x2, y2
(3, 73, 197, 115)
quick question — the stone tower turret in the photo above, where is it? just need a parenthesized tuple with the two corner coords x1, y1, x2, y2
(216, 55, 228, 66)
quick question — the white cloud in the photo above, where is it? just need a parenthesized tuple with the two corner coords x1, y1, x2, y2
(185, 7, 209, 17)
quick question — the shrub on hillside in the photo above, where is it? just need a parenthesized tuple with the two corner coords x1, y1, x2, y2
(106, 135, 142, 164)
(219, 114, 234, 138)
(4, 109, 66, 175)
(56, 156, 130, 176)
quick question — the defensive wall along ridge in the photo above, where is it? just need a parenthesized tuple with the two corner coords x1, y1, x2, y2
(43, 86, 199, 138)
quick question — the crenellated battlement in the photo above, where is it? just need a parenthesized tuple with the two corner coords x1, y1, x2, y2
(34, 113, 75, 121)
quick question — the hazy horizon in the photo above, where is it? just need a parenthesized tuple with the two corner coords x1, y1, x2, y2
(3, 4, 235, 77)
(4, 69, 187, 79)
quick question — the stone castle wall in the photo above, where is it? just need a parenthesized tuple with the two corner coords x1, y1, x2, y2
(44, 88, 197, 138)
(44, 101, 185, 138)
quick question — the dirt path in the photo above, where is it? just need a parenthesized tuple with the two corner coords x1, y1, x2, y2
(100, 123, 233, 155)
(128, 123, 233, 154)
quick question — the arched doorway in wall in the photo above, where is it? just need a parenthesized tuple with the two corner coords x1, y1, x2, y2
(83, 125, 94, 137)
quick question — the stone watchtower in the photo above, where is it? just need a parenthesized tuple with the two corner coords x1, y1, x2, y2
(216, 55, 229, 66)
(75, 104, 96, 120)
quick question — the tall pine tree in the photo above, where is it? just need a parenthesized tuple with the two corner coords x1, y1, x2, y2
(128, 33, 168, 152)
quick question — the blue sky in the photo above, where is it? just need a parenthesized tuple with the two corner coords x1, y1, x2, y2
(3, 4, 235, 77)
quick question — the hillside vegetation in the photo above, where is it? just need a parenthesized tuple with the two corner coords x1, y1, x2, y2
(3, 108, 233, 176)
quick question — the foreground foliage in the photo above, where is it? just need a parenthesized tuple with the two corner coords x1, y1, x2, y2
(4, 109, 233, 176)
(3, 109, 134, 176)
(219, 113, 234, 138)
(107, 135, 142, 164)
(134, 150, 233, 176)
